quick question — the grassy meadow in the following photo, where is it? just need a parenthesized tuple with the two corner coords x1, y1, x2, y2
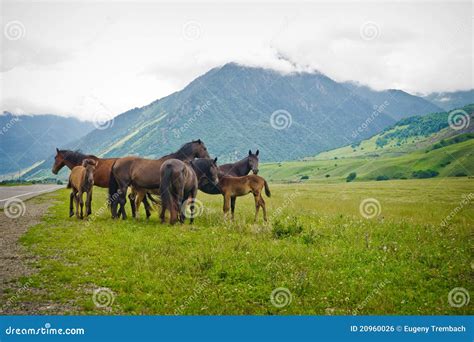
(9, 177, 473, 315)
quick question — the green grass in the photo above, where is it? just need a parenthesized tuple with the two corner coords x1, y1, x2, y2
(260, 139, 474, 182)
(14, 178, 474, 315)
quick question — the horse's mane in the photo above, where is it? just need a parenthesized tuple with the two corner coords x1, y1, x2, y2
(161, 140, 202, 159)
(60, 150, 96, 164)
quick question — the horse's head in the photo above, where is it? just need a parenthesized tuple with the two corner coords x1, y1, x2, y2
(52, 148, 65, 174)
(192, 157, 219, 185)
(192, 139, 210, 159)
(208, 157, 219, 185)
(248, 149, 260, 174)
(82, 159, 97, 184)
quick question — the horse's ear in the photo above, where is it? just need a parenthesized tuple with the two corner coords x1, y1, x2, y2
(214, 157, 218, 164)
(56, 148, 59, 153)
(197, 139, 202, 144)
(248, 150, 252, 155)
(256, 149, 259, 156)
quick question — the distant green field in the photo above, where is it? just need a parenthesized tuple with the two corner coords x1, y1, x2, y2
(260, 139, 473, 182)
(9, 178, 473, 315)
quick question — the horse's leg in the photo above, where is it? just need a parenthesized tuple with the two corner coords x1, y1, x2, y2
(189, 188, 197, 224)
(223, 194, 231, 220)
(253, 192, 261, 222)
(129, 189, 136, 218)
(86, 189, 93, 217)
(230, 196, 236, 221)
(170, 196, 178, 225)
(118, 186, 128, 220)
(79, 191, 84, 219)
(142, 194, 152, 219)
(259, 195, 267, 222)
(75, 192, 80, 219)
(69, 191, 75, 217)
(159, 198, 166, 224)
(133, 190, 145, 219)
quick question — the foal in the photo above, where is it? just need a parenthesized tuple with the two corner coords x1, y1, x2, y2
(160, 158, 218, 225)
(219, 175, 271, 222)
(68, 159, 96, 219)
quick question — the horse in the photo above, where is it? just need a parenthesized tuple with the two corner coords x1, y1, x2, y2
(199, 149, 260, 218)
(67, 159, 97, 219)
(218, 174, 271, 222)
(51, 148, 151, 217)
(160, 158, 219, 225)
(109, 139, 210, 219)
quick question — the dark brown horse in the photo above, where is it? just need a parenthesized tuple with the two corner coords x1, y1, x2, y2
(109, 140, 210, 219)
(51, 149, 150, 216)
(199, 149, 260, 217)
(67, 159, 97, 219)
(160, 158, 219, 225)
(219, 174, 271, 222)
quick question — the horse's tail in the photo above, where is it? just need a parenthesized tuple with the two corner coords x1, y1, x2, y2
(66, 178, 72, 189)
(264, 179, 271, 197)
(160, 164, 174, 211)
(108, 162, 119, 203)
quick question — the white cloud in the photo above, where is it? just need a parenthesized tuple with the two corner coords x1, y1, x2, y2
(0, 1, 472, 120)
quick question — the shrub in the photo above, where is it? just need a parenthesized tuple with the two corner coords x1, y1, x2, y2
(325, 174, 330, 178)
(346, 172, 357, 182)
(376, 175, 390, 181)
(454, 172, 467, 177)
(300, 175, 309, 180)
(272, 218, 304, 239)
(412, 169, 439, 179)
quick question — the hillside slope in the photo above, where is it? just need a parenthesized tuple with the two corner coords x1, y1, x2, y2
(22, 64, 454, 179)
(260, 104, 474, 182)
(0, 113, 94, 176)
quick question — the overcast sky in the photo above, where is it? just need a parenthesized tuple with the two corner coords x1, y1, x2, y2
(0, 0, 472, 121)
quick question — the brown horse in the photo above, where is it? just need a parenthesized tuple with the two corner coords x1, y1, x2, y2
(51, 149, 151, 216)
(160, 158, 219, 225)
(67, 159, 97, 219)
(199, 149, 260, 217)
(109, 140, 210, 219)
(219, 175, 271, 222)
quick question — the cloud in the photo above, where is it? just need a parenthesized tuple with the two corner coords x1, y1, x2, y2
(0, 1, 472, 119)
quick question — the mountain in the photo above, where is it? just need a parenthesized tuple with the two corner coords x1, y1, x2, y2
(0, 113, 94, 177)
(21, 63, 454, 179)
(342, 82, 443, 121)
(422, 90, 474, 111)
(259, 104, 474, 182)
